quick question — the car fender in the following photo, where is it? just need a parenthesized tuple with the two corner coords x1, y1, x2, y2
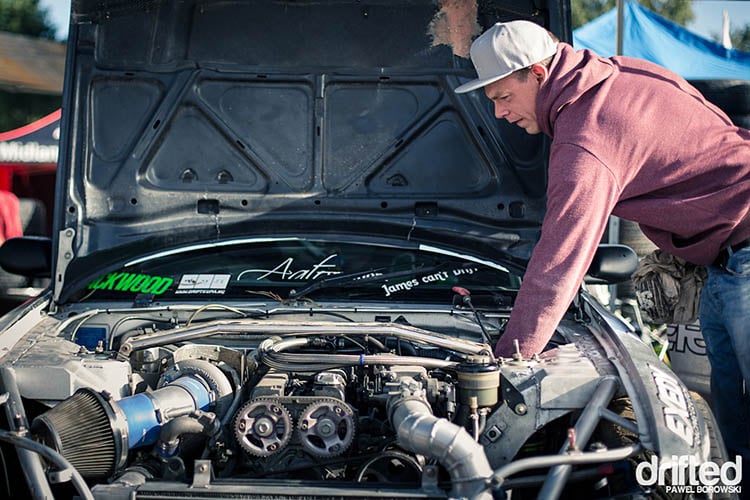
(583, 295, 713, 462)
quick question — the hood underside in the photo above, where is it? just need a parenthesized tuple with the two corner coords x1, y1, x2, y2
(56, 0, 571, 294)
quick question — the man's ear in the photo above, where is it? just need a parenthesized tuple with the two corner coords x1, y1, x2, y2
(530, 64, 549, 85)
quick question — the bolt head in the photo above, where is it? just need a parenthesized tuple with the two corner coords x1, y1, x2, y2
(254, 417, 273, 437)
(317, 419, 335, 436)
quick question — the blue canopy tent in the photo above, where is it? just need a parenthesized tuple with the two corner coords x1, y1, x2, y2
(572, 1, 750, 79)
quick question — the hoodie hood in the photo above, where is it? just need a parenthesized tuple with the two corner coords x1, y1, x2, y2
(536, 44, 614, 136)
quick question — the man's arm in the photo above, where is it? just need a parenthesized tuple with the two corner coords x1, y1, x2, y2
(495, 143, 621, 358)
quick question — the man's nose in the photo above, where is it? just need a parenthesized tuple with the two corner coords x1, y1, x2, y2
(494, 102, 509, 119)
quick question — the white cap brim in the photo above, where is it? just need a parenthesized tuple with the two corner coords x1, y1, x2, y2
(454, 71, 512, 94)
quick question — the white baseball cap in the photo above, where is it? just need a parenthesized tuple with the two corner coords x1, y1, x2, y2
(454, 20, 558, 94)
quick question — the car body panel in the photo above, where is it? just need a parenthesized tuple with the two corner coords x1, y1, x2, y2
(53, 0, 567, 302)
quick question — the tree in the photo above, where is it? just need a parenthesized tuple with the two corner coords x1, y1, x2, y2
(639, 0, 694, 27)
(572, 0, 616, 29)
(0, 93, 59, 133)
(572, 0, 694, 29)
(730, 25, 750, 53)
(0, 0, 56, 39)
(710, 24, 750, 52)
(0, 0, 60, 132)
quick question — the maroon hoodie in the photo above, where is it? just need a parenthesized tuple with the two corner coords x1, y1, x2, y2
(495, 43, 750, 358)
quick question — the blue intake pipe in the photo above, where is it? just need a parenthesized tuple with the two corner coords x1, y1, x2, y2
(115, 375, 213, 448)
(31, 359, 232, 478)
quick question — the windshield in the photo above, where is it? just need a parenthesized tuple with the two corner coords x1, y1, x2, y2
(79, 239, 521, 303)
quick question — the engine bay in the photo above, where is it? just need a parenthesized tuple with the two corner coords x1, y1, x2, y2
(0, 303, 648, 499)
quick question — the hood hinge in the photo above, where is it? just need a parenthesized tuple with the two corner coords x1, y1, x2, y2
(52, 228, 76, 304)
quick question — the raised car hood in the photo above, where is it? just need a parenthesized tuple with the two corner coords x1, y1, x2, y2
(55, 0, 571, 297)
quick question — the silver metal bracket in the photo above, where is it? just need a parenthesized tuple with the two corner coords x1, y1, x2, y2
(48, 468, 74, 484)
(421, 464, 441, 493)
(53, 228, 76, 304)
(191, 460, 212, 488)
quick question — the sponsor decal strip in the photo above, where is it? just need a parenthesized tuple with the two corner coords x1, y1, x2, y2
(176, 274, 231, 295)
(88, 272, 173, 295)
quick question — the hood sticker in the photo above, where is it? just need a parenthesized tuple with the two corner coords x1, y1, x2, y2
(383, 267, 478, 297)
(88, 272, 173, 295)
(176, 274, 231, 295)
(238, 254, 342, 282)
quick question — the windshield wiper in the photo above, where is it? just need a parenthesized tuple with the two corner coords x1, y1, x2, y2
(287, 262, 456, 299)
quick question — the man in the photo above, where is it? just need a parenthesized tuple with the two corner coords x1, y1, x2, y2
(454, 20, 749, 479)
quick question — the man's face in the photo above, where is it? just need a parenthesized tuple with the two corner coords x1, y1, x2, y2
(484, 66, 546, 135)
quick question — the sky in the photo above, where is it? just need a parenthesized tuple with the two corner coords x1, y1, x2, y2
(40, 0, 750, 45)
